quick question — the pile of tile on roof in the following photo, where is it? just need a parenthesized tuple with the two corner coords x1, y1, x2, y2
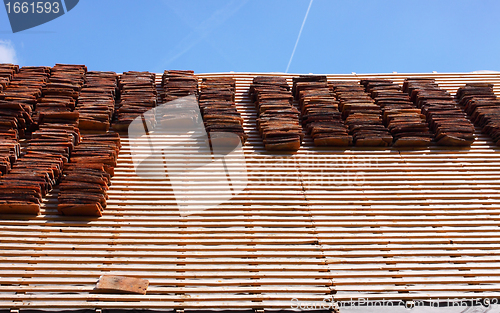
(31, 64, 85, 172)
(361, 79, 432, 147)
(159, 70, 199, 128)
(0, 100, 33, 140)
(0, 154, 62, 215)
(58, 132, 120, 217)
(113, 71, 157, 131)
(330, 81, 392, 147)
(34, 64, 86, 123)
(0, 100, 24, 174)
(456, 83, 500, 144)
(0, 66, 49, 186)
(0, 65, 21, 175)
(293, 75, 351, 146)
(77, 71, 117, 133)
(0, 64, 87, 215)
(199, 77, 247, 144)
(251, 76, 303, 152)
(0, 63, 123, 217)
(404, 78, 475, 146)
(0, 111, 79, 215)
(0, 64, 18, 92)
(162, 70, 198, 102)
(0, 133, 19, 175)
(0, 64, 21, 141)
(0, 66, 50, 131)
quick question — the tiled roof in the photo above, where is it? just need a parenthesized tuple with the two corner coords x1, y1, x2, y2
(1, 69, 500, 309)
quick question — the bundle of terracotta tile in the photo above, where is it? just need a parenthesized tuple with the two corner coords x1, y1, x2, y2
(158, 70, 199, 128)
(0, 112, 78, 215)
(198, 77, 247, 144)
(403, 78, 474, 146)
(292, 76, 351, 146)
(250, 76, 302, 151)
(0, 99, 34, 139)
(34, 64, 87, 123)
(456, 83, 500, 144)
(0, 66, 50, 132)
(1, 67, 50, 107)
(113, 71, 157, 131)
(0, 66, 46, 178)
(330, 81, 392, 146)
(0, 138, 61, 216)
(360, 79, 432, 147)
(77, 71, 117, 132)
(0, 100, 26, 175)
(0, 64, 18, 91)
(0, 138, 19, 175)
(57, 132, 120, 217)
(24, 65, 85, 193)
(162, 70, 198, 102)
(0, 65, 22, 141)
(0, 102, 21, 176)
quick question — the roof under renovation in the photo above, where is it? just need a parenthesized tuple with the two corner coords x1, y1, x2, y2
(0, 68, 500, 310)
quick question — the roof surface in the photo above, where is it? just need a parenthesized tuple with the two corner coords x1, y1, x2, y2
(2, 71, 500, 310)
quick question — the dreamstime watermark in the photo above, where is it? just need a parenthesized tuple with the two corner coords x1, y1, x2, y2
(128, 95, 380, 216)
(3, 0, 79, 33)
(290, 297, 498, 311)
(129, 95, 248, 216)
(251, 153, 378, 187)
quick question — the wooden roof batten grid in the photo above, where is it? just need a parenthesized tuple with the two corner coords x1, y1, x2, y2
(2, 71, 500, 309)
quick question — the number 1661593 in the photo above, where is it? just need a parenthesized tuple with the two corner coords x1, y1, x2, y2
(5, 2, 60, 14)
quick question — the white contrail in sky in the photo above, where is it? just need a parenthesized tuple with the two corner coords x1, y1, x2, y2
(286, 0, 313, 73)
(159, 0, 249, 69)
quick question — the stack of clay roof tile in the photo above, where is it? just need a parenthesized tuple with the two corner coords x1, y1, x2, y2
(360, 79, 432, 147)
(0, 157, 59, 215)
(292, 75, 351, 146)
(77, 71, 117, 132)
(198, 77, 247, 144)
(58, 132, 120, 217)
(0, 100, 33, 140)
(113, 71, 156, 131)
(1, 66, 50, 109)
(403, 78, 474, 146)
(0, 66, 50, 130)
(0, 111, 79, 215)
(0, 137, 19, 176)
(0, 100, 25, 175)
(0, 64, 18, 92)
(456, 83, 500, 144)
(0, 64, 21, 175)
(0, 64, 86, 215)
(0, 66, 49, 210)
(162, 70, 198, 102)
(250, 76, 302, 151)
(159, 70, 199, 128)
(0, 66, 49, 184)
(34, 64, 86, 124)
(330, 81, 392, 146)
(29, 64, 85, 174)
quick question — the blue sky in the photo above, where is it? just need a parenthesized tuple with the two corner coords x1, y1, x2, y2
(0, 0, 499, 74)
